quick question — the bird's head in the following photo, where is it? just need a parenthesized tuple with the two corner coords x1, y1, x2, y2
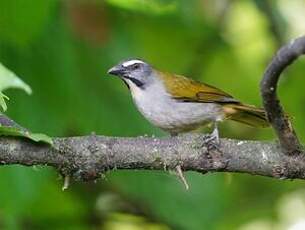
(107, 59, 154, 89)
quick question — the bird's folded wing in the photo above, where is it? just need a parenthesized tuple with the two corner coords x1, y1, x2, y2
(160, 72, 239, 104)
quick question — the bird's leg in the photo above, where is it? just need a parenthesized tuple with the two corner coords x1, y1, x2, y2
(202, 122, 220, 150)
(210, 122, 220, 144)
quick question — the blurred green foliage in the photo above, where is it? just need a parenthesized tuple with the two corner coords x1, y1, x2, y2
(0, 0, 305, 229)
(105, 0, 177, 15)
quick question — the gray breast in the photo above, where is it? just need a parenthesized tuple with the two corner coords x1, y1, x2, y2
(129, 79, 224, 133)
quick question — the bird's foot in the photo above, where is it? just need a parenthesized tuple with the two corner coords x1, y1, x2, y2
(202, 126, 220, 151)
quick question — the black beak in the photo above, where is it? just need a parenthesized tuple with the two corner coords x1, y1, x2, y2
(107, 65, 126, 76)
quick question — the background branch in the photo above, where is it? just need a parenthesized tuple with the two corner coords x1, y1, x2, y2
(254, 0, 287, 47)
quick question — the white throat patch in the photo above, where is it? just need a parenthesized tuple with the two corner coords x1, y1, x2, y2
(122, 60, 144, 67)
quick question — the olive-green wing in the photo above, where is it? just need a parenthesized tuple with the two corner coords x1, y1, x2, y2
(159, 72, 239, 104)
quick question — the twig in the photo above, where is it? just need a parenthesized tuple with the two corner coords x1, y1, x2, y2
(62, 175, 70, 191)
(175, 165, 189, 190)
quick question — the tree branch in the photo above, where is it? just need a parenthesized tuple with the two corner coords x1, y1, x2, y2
(261, 36, 305, 155)
(1, 135, 305, 181)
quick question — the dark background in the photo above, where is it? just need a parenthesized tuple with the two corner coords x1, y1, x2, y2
(1, 0, 305, 229)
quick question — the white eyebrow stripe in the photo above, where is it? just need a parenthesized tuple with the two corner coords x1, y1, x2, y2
(122, 60, 144, 67)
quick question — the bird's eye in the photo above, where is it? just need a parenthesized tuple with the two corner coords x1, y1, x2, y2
(132, 63, 140, 70)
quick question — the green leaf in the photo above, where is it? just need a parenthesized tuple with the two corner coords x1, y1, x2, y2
(0, 63, 51, 144)
(25, 133, 53, 144)
(0, 92, 9, 112)
(0, 62, 32, 93)
(0, 114, 53, 145)
(0, 62, 32, 111)
(105, 0, 177, 15)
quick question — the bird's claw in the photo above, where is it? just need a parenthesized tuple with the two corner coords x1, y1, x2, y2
(202, 135, 220, 151)
(201, 125, 220, 151)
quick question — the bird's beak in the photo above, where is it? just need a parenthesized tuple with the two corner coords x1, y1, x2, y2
(107, 65, 126, 77)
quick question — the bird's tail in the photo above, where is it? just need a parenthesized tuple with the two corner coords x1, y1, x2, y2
(224, 104, 269, 128)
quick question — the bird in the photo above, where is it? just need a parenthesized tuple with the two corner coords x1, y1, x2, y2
(107, 58, 269, 142)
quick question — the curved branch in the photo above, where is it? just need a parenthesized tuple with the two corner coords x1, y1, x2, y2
(260, 36, 305, 155)
(1, 135, 305, 182)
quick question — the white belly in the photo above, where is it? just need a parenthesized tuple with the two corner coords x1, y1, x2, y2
(129, 80, 224, 133)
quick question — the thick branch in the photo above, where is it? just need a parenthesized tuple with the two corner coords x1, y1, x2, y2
(261, 36, 305, 155)
(1, 135, 305, 181)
